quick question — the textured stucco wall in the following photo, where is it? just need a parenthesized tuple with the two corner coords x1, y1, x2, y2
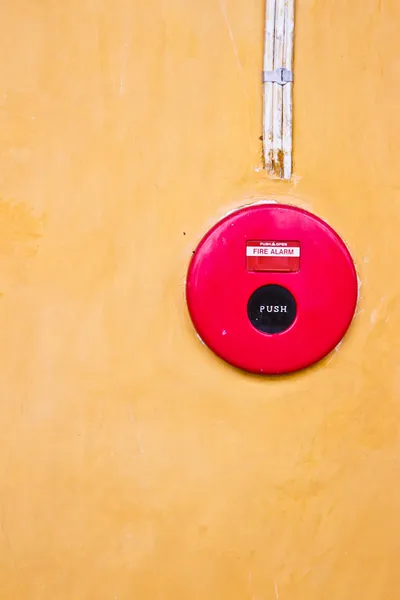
(0, 1, 399, 598)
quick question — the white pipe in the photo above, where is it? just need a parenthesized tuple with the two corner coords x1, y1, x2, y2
(283, 0, 294, 179)
(263, 0, 276, 171)
(272, 0, 285, 177)
(263, 0, 294, 179)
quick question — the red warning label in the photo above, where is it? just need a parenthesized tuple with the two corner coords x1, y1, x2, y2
(246, 241, 300, 272)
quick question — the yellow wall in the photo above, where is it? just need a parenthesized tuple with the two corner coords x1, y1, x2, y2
(0, 0, 399, 598)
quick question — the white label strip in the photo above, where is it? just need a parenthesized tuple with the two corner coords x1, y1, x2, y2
(246, 246, 300, 257)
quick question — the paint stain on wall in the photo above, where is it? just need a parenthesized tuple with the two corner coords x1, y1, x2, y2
(0, 198, 43, 257)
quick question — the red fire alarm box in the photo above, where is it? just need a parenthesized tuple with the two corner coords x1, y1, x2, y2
(186, 203, 358, 374)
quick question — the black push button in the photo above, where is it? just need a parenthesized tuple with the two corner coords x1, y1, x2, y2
(247, 284, 297, 334)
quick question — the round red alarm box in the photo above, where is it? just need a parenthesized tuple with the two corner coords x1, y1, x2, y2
(186, 203, 358, 374)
